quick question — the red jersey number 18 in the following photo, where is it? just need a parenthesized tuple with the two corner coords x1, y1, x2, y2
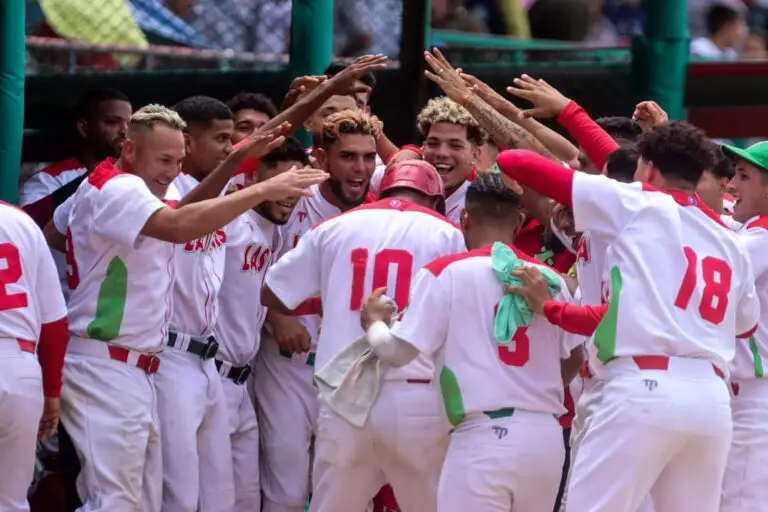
(674, 246, 732, 325)
(349, 248, 413, 312)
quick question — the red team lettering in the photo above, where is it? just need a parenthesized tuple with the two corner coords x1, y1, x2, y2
(674, 246, 732, 325)
(241, 244, 271, 273)
(0, 243, 28, 311)
(183, 230, 227, 253)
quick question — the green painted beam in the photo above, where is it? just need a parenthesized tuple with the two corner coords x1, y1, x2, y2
(0, 0, 25, 204)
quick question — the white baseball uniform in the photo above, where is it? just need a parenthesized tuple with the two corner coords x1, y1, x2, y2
(0, 202, 67, 512)
(444, 180, 470, 224)
(21, 158, 88, 299)
(252, 184, 340, 512)
(391, 245, 580, 512)
(57, 158, 173, 512)
(215, 208, 282, 512)
(153, 173, 234, 512)
(721, 215, 768, 511)
(562, 175, 760, 512)
(265, 197, 467, 512)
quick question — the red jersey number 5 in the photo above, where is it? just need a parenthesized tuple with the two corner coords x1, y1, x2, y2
(349, 248, 413, 311)
(0, 243, 28, 311)
(674, 246, 732, 325)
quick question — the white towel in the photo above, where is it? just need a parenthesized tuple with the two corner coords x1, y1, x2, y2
(314, 295, 397, 427)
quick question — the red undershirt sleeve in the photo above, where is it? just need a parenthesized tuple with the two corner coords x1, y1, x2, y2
(557, 101, 620, 172)
(496, 150, 575, 207)
(37, 316, 69, 398)
(289, 297, 323, 316)
(543, 300, 607, 336)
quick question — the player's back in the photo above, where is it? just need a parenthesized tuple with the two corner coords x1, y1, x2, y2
(418, 246, 578, 425)
(0, 202, 58, 341)
(589, 186, 756, 371)
(311, 198, 466, 376)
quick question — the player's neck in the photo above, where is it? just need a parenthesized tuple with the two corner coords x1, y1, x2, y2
(650, 176, 696, 196)
(319, 181, 356, 212)
(75, 148, 103, 172)
(470, 228, 514, 250)
(182, 165, 207, 184)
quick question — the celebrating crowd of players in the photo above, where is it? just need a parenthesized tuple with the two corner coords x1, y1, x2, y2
(1, 48, 766, 512)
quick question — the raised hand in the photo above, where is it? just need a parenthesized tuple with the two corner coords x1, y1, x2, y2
(327, 54, 389, 96)
(423, 47, 473, 106)
(459, 71, 515, 113)
(632, 101, 669, 131)
(234, 122, 292, 162)
(505, 266, 552, 315)
(361, 287, 396, 331)
(507, 74, 571, 119)
(281, 75, 328, 111)
(260, 166, 329, 200)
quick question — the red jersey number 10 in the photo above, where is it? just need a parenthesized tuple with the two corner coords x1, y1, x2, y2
(349, 248, 413, 312)
(674, 246, 732, 325)
(0, 243, 28, 311)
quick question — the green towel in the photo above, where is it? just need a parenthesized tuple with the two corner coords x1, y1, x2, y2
(491, 241, 562, 344)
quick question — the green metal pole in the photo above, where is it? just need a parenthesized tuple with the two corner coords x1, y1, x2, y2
(0, 0, 25, 204)
(631, 0, 688, 121)
(290, 0, 334, 146)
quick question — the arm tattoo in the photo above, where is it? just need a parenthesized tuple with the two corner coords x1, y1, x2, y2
(465, 96, 555, 159)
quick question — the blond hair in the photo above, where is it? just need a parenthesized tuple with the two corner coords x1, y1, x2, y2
(129, 104, 186, 133)
(320, 109, 376, 149)
(417, 96, 485, 146)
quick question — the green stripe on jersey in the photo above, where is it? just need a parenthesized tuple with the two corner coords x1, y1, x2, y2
(439, 366, 465, 426)
(86, 256, 128, 341)
(594, 266, 622, 363)
(749, 336, 764, 378)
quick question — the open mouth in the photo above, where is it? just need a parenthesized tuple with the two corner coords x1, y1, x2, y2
(155, 179, 171, 187)
(434, 163, 452, 176)
(346, 179, 366, 194)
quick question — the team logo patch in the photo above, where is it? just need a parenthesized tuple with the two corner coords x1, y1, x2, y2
(576, 236, 591, 264)
(389, 199, 402, 208)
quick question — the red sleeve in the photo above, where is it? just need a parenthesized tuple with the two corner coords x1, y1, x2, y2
(496, 150, 574, 207)
(557, 101, 620, 172)
(543, 300, 607, 336)
(37, 316, 69, 398)
(289, 297, 322, 316)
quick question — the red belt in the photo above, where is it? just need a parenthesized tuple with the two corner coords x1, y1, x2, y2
(107, 346, 161, 374)
(17, 339, 36, 354)
(406, 379, 431, 384)
(632, 355, 724, 380)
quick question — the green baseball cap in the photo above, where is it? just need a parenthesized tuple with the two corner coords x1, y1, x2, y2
(721, 141, 768, 172)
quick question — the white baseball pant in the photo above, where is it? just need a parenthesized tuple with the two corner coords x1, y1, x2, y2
(0, 342, 44, 512)
(439, 410, 564, 512)
(311, 380, 449, 512)
(60, 351, 162, 512)
(221, 373, 261, 512)
(253, 339, 317, 512)
(154, 347, 234, 512)
(566, 356, 732, 512)
(721, 378, 768, 511)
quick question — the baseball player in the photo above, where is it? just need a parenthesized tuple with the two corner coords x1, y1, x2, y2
(215, 137, 310, 511)
(153, 96, 238, 512)
(53, 104, 328, 511)
(359, 173, 581, 512)
(261, 159, 467, 512)
(252, 110, 380, 512)
(226, 92, 278, 144)
(0, 202, 69, 512)
(497, 126, 760, 512)
(719, 141, 768, 511)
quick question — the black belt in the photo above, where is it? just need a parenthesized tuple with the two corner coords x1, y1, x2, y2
(167, 332, 219, 360)
(215, 360, 252, 385)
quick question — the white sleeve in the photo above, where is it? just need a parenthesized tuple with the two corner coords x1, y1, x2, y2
(448, 229, 467, 254)
(741, 227, 768, 281)
(571, 172, 647, 242)
(92, 175, 167, 248)
(264, 230, 321, 310)
(390, 268, 449, 356)
(20, 172, 60, 207)
(31, 221, 67, 322)
(53, 195, 75, 235)
(736, 244, 761, 336)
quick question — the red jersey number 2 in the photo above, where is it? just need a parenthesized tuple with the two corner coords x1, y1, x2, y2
(0, 243, 29, 311)
(349, 248, 413, 311)
(674, 246, 732, 325)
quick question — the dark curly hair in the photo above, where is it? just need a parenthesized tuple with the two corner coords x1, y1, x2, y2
(261, 137, 310, 168)
(225, 92, 278, 119)
(636, 122, 716, 186)
(172, 96, 233, 129)
(710, 145, 735, 181)
(604, 146, 639, 183)
(596, 116, 643, 143)
(466, 173, 521, 220)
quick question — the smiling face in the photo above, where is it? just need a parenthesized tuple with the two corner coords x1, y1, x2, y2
(316, 133, 377, 208)
(232, 108, 271, 144)
(124, 123, 186, 198)
(254, 159, 305, 224)
(730, 158, 768, 222)
(185, 119, 234, 178)
(423, 122, 479, 196)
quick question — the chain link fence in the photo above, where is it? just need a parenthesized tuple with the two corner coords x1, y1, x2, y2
(25, 0, 404, 74)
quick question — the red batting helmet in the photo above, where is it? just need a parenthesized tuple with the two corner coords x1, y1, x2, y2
(378, 159, 446, 214)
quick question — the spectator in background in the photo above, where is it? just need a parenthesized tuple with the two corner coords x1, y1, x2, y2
(432, 0, 490, 33)
(226, 92, 278, 144)
(528, 0, 592, 41)
(334, 0, 402, 57)
(691, 3, 748, 60)
(741, 28, 768, 59)
(584, 0, 620, 46)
